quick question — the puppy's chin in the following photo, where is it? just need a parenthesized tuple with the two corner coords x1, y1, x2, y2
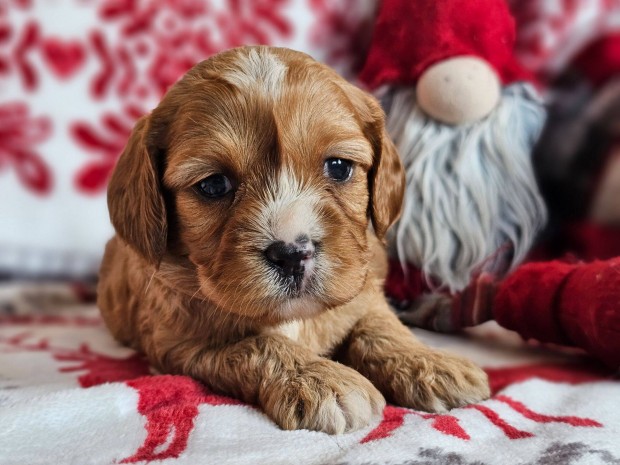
(276, 297, 326, 321)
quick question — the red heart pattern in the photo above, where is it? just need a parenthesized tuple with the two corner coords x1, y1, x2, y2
(41, 37, 85, 79)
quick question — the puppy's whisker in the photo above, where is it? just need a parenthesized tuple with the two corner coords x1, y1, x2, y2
(209, 277, 252, 329)
(188, 287, 202, 304)
(144, 270, 157, 295)
(217, 285, 253, 329)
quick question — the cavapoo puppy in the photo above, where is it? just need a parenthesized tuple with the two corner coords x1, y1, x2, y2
(98, 46, 489, 434)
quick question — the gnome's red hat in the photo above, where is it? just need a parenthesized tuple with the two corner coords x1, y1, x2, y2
(359, 0, 533, 89)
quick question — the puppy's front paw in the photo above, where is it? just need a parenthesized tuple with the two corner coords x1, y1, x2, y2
(261, 360, 385, 434)
(387, 350, 490, 412)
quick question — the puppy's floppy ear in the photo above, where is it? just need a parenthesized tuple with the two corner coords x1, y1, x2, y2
(107, 115, 167, 265)
(345, 85, 405, 239)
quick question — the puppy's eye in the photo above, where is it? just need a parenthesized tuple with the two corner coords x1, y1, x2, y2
(324, 158, 353, 182)
(196, 174, 233, 198)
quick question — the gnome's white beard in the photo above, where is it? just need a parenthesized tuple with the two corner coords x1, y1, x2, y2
(385, 83, 548, 292)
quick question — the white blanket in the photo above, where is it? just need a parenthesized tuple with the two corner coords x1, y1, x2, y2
(0, 284, 618, 465)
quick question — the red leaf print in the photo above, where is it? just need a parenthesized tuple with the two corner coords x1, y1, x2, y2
(72, 123, 122, 152)
(71, 107, 141, 194)
(361, 362, 608, 445)
(57, 350, 151, 388)
(121, 375, 242, 463)
(89, 31, 115, 99)
(90, 0, 292, 101)
(74, 161, 116, 194)
(14, 20, 39, 90)
(0, 102, 53, 195)
(468, 404, 535, 439)
(361, 406, 469, 443)
(12, 148, 52, 194)
(495, 395, 602, 428)
(0, 23, 11, 42)
(0, 332, 245, 463)
(0, 333, 151, 386)
(74, 0, 293, 195)
(361, 405, 408, 443)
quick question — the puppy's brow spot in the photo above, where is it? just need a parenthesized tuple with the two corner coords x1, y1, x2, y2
(258, 170, 323, 245)
(222, 48, 287, 98)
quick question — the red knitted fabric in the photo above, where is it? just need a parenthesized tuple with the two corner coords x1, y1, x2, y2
(384, 260, 431, 304)
(359, 0, 533, 89)
(494, 259, 620, 369)
(563, 222, 620, 262)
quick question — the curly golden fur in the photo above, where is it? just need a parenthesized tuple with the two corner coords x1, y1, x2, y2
(98, 46, 489, 434)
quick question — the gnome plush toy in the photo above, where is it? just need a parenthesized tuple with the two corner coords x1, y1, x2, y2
(360, 0, 548, 295)
(363, 0, 620, 370)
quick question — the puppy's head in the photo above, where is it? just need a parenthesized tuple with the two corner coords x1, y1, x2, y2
(108, 46, 404, 323)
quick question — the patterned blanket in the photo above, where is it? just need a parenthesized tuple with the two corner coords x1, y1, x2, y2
(0, 283, 618, 465)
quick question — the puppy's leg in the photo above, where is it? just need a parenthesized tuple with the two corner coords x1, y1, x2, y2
(151, 334, 385, 434)
(341, 300, 490, 412)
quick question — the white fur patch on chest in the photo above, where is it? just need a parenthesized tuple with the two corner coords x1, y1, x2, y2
(262, 320, 302, 342)
(222, 48, 287, 99)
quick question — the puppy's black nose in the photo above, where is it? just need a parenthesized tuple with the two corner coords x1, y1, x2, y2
(264, 240, 314, 277)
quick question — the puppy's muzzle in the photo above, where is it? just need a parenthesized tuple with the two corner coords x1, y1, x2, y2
(264, 237, 315, 294)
